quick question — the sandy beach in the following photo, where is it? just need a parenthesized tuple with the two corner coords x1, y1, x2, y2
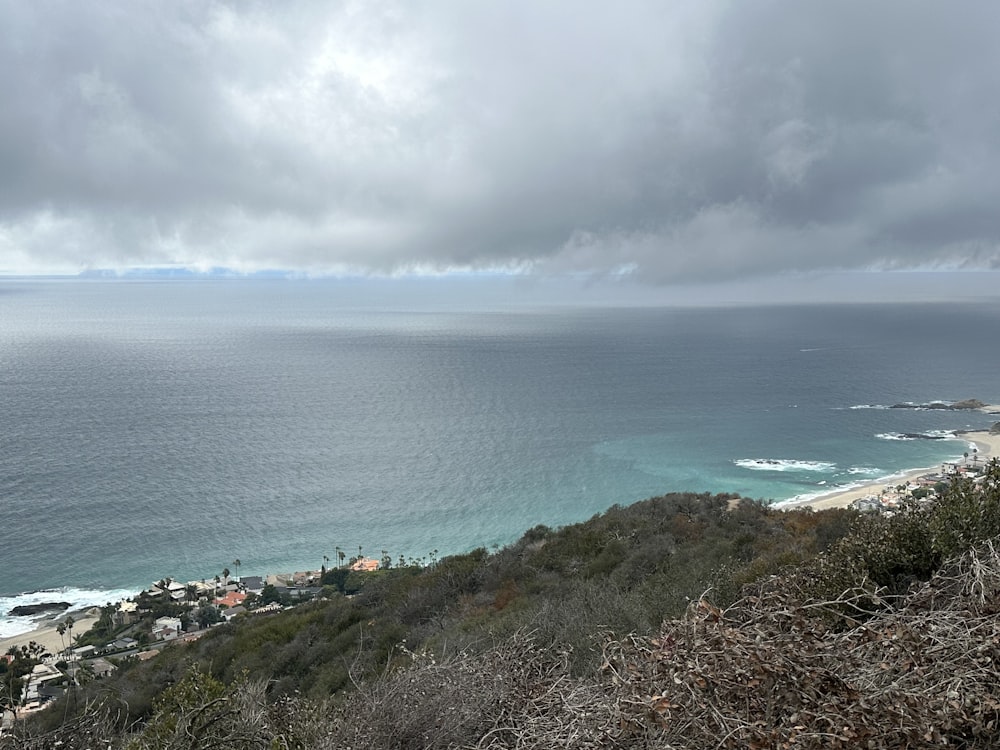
(0, 610, 100, 657)
(785, 428, 999, 511)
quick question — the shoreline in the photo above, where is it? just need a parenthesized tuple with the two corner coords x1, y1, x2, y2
(0, 609, 101, 656)
(782, 429, 998, 511)
(3, 411, 997, 649)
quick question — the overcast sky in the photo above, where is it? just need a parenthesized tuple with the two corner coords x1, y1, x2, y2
(2, 1, 999, 300)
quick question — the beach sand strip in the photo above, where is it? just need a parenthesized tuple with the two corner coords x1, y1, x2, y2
(0, 611, 101, 657)
(787, 430, 999, 512)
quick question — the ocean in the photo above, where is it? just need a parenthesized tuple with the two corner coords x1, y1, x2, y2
(2, 279, 999, 636)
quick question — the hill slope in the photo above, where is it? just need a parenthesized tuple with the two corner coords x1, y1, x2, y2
(6, 460, 999, 748)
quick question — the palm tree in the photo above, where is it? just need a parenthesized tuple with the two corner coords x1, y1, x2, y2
(336, 547, 344, 569)
(56, 623, 67, 657)
(222, 567, 231, 587)
(322, 555, 329, 576)
(232, 558, 241, 582)
(64, 615, 75, 658)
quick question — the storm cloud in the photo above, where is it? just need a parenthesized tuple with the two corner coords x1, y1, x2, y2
(2, 0, 999, 282)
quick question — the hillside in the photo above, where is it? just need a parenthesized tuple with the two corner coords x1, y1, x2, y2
(5, 459, 1000, 748)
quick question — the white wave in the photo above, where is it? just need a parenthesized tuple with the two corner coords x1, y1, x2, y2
(926, 430, 959, 439)
(773, 478, 874, 507)
(734, 458, 836, 472)
(877, 430, 958, 442)
(849, 404, 890, 410)
(846, 466, 883, 475)
(0, 586, 138, 639)
(774, 462, 942, 508)
(891, 400, 955, 411)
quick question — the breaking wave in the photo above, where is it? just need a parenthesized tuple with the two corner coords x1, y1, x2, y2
(876, 430, 959, 442)
(846, 466, 883, 475)
(0, 587, 138, 639)
(734, 459, 836, 472)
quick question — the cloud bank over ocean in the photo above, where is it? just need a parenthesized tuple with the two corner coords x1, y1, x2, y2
(2, 1, 1000, 297)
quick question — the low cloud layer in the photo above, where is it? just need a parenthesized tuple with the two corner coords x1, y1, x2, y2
(2, 1, 999, 282)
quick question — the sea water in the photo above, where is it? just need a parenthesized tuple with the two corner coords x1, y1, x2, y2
(1, 280, 998, 635)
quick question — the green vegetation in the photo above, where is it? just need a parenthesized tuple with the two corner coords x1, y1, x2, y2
(7, 459, 1000, 748)
(1, 642, 47, 715)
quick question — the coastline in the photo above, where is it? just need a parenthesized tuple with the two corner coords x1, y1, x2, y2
(2, 409, 996, 651)
(783, 428, 998, 511)
(0, 609, 101, 656)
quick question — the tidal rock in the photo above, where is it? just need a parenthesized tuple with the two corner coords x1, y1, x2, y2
(951, 399, 987, 410)
(890, 399, 986, 411)
(8, 602, 72, 616)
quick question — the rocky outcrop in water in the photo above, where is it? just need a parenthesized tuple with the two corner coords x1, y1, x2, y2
(951, 399, 988, 410)
(8, 602, 71, 616)
(890, 399, 987, 411)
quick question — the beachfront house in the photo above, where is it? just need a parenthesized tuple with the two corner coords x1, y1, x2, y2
(240, 575, 265, 594)
(150, 578, 188, 601)
(189, 580, 216, 598)
(166, 580, 187, 601)
(114, 599, 139, 626)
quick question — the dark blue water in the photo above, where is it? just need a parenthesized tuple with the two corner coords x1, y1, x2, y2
(2, 280, 998, 633)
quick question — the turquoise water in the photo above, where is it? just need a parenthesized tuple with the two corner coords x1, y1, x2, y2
(1, 280, 998, 635)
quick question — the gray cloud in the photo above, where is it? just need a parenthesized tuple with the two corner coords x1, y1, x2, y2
(1, 0, 999, 281)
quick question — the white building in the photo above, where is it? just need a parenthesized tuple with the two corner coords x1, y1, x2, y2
(152, 616, 183, 641)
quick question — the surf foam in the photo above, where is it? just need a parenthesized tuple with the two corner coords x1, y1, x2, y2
(0, 587, 138, 639)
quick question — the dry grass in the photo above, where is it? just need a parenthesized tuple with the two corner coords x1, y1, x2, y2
(605, 540, 1000, 748)
(320, 633, 621, 750)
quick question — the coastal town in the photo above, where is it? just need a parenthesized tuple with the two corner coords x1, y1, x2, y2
(1, 554, 385, 725)
(847, 446, 993, 513)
